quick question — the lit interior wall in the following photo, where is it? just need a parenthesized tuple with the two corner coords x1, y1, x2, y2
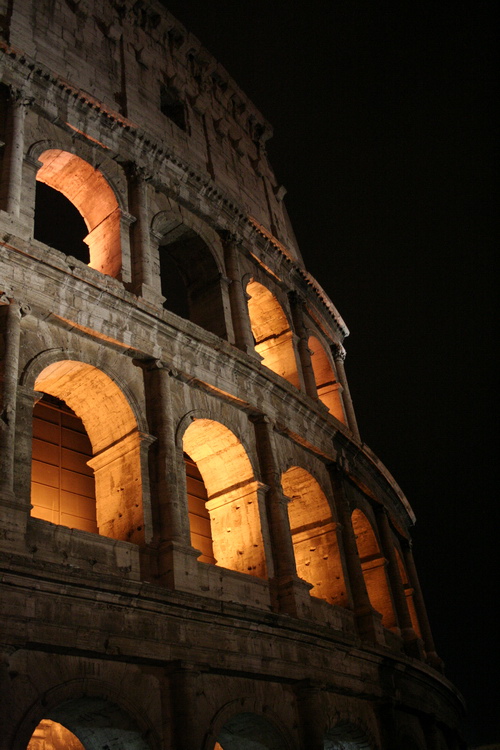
(351, 508, 397, 629)
(308, 335, 346, 423)
(28, 719, 84, 750)
(246, 280, 300, 387)
(185, 452, 215, 564)
(33, 361, 145, 544)
(36, 150, 121, 277)
(395, 546, 422, 638)
(282, 466, 348, 607)
(31, 396, 97, 533)
(183, 419, 267, 578)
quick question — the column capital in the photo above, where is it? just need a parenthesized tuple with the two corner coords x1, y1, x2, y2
(332, 342, 346, 362)
(219, 229, 242, 247)
(0, 296, 32, 318)
(7, 86, 34, 109)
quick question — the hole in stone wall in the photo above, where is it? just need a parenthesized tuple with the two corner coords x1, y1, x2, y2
(34, 182, 89, 263)
(160, 84, 186, 131)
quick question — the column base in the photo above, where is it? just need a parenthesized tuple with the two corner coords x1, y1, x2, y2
(354, 606, 386, 646)
(270, 574, 313, 618)
(156, 540, 202, 591)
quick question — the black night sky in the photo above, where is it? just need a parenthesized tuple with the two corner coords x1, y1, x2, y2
(159, 1, 498, 745)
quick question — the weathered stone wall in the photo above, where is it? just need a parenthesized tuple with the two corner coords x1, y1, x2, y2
(0, 0, 465, 748)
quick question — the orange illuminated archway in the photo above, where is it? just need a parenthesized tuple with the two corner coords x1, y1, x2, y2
(31, 360, 147, 544)
(395, 546, 422, 637)
(308, 335, 346, 423)
(183, 418, 267, 577)
(246, 280, 300, 387)
(282, 466, 348, 606)
(351, 508, 397, 629)
(36, 149, 121, 277)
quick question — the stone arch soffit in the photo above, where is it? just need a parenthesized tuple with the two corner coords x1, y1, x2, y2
(281, 465, 333, 519)
(21, 349, 146, 446)
(180, 413, 257, 496)
(245, 279, 291, 340)
(175, 408, 255, 466)
(151, 210, 224, 275)
(34, 149, 120, 235)
(19, 681, 158, 750)
(308, 334, 336, 373)
(324, 718, 377, 750)
(206, 698, 294, 750)
(351, 508, 381, 559)
(28, 139, 126, 213)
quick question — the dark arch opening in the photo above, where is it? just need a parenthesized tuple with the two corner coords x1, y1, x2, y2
(34, 182, 89, 263)
(159, 226, 226, 338)
(216, 711, 288, 750)
(27, 697, 152, 750)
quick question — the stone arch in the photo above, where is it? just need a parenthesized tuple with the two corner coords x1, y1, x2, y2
(281, 466, 348, 607)
(182, 417, 267, 578)
(30, 144, 124, 278)
(151, 210, 228, 338)
(351, 509, 397, 630)
(308, 335, 346, 423)
(28, 357, 151, 544)
(207, 698, 293, 750)
(394, 544, 422, 637)
(324, 719, 374, 749)
(19, 693, 156, 750)
(246, 280, 300, 387)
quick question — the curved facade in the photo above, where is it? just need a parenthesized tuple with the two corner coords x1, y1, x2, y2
(0, 1, 464, 748)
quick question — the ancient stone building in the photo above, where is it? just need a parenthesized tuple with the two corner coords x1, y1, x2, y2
(0, 1, 465, 748)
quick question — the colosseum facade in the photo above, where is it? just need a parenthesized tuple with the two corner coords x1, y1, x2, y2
(0, 1, 465, 748)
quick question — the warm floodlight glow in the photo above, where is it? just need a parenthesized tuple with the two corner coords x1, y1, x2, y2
(282, 466, 348, 606)
(308, 335, 346, 423)
(183, 418, 267, 577)
(33, 360, 145, 544)
(37, 149, 121, 277)
(28, 719, 84, 750)
(246, 280, 300, 387)
(351, 508, 397, 629)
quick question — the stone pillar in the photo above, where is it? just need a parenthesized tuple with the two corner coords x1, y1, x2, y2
(0, 298, 30, 501)
(332, 345, 360, 441)
(294, 681, 325, 750)
(127, 167, 164, 306)
(0, 89, 31, 216)
(402, 541, 443, 670)
(169, 662, 203, 750)
(251, 415, 311, 616)
(328, 464, 385, 644)
(221, 232, 255, 353)
(140, 360, 197, 585)
(375, 506, 424, 658)
(288, 291, 318, 400)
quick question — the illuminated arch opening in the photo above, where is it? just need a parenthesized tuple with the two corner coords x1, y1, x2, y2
(32, 361, 146, 544)
(351, 509, 397, 629)
(36, 149, 121, 277)
(26, 698, 151, 750)
(160, 225, 227, 338)
(282, 466, 348, 607)
(183, 419, 267, 577)
(395, 546, 422, 638)
(246, 280, 300, 387)
(308, 336, 346, 423)
(215, 712, 288, 750)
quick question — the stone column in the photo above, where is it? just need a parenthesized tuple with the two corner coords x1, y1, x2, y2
(402, 541, 443, 670)
(328, 464, 385, 644)
(221, 232, 255, 353)
(332, 345, 360, 441)
(169, 662, 203, 750)
(294, 681, 325, 750)
(0, 89, 31, 216)
(375, 506, 424, 657)
(251, 415, 311, 616)
(288, 291, 318, 400)
(0, 298, 30, 501)
(127, 167, 164, 306)
(140, 360, 196, 584)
